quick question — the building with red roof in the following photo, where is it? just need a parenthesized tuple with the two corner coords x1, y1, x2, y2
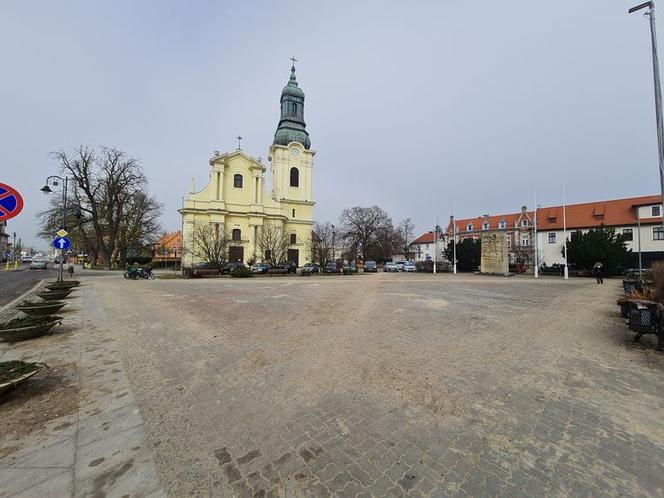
(410, 194, 664, 270)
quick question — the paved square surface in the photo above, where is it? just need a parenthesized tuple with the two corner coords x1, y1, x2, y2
(85, 273, 664, 497)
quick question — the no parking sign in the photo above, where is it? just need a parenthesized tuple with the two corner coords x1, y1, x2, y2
(0, 183, 24, 221)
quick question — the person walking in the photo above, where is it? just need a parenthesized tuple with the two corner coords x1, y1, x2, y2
(593, 261, 604, 284)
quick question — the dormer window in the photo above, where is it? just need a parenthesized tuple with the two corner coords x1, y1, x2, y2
(521, 220, 528, 227)
(466, 224, 473, 231)
(482, 222, 489, 230)
(498, 221, 506, 229)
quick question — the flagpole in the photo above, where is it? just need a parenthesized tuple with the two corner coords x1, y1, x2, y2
(563, 185, 569, 280)
(433, 206, 437, 275)
(453, 203, 457, 275)
(534, 190, 539, 279)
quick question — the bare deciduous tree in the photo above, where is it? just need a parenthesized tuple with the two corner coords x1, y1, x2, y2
(397, 218, 416, 260)
(44, 146, 162, 269)
(255, 224, 290, 266)
(309, 222, 336, 269)
(188, 222, 231, 269)
(339, 206, 392, 262)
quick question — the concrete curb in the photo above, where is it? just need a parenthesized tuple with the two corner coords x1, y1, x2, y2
(0, 278, 44, 315)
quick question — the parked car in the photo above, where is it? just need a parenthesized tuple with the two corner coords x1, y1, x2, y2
(21, 256, 33, 264)
(364, 260, 377, 272)
(395, 261, 405, 271)
(325, 261, 340, 273)
(186, 262, 222, 278)
(403, 261, 416, 272)
(251, 262, 272, 274)
(221, 261, 246, 274)
(384, 262, 399, 272)
(302, 263, 320, 274)
(30, 259, 48, 270)
(275, 261, 297, 274)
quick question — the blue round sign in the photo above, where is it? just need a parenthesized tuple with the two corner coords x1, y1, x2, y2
(53, 236, 71, 250)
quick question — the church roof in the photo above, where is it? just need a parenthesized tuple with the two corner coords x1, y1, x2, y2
(273, 64, 311, 149)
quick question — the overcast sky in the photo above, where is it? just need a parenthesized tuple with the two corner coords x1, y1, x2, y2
(1, 0, 662, 249)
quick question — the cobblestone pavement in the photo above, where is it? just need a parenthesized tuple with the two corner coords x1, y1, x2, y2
(89, 273, 664, 497)
(0, 278, 163, 497)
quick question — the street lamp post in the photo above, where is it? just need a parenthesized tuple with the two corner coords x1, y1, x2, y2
(41, 175, 69, 281)
(630, 1, 664, 223)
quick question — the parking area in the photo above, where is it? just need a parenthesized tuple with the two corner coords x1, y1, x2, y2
(79, 272, 663, 497)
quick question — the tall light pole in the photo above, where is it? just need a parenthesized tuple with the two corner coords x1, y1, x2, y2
(41, 175, 69, 281)
(630, 1, 664, 220)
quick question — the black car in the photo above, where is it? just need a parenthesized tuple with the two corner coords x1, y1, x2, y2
(275, 261, 297, 273)
(325, 261, 340, 273)
(186, 262, 222, 278)
(221, 261, 246, 274)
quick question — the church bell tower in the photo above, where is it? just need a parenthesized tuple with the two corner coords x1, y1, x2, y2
(268, 61, 315, 213)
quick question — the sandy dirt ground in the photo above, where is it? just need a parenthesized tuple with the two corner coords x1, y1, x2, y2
(80, 272, 664, 497)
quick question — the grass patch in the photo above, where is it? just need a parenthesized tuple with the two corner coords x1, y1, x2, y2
(0, 361, 41, 384)
(157, 274, 182, 280)
(1, 316, 62, 330)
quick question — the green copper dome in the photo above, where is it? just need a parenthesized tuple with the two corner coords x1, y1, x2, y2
(273, 65, 311, 149)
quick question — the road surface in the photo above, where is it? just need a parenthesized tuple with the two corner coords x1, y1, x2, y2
(0, 267, 57, 307)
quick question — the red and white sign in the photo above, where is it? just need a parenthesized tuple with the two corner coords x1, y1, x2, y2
(0, 183, 24, 221)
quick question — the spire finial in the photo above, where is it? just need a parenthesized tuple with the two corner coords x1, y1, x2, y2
(289, 56, 298, 69)
(236, 135, 242, 150)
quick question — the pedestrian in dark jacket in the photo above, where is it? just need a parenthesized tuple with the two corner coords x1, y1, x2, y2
(593, 261, 604, 284)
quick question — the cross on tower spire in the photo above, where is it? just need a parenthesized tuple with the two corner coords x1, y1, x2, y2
(289, 56, 297, 69)
(236, 135, 242, 149)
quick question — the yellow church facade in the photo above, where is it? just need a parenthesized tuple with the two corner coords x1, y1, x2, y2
(180, 63, 315, 267)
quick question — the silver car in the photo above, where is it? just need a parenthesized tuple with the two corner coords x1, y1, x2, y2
(403, 262, 416, 272)
(384, 262, 399, 272)
(30, 259, 48, 270)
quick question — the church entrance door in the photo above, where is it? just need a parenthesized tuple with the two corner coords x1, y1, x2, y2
(287, 249, 299, 266)
(229, 246, 244, 263)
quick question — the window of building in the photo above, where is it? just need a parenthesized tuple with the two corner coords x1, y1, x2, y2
(292, 209, 296, 218)
(654, 226, 664, 240)
(548, 232, 556, 244)
(653, 205, 662, 217)
(232, 228, 241, 241)
(507, 237, 511, 247)
(498, 221, 506, 229)
(290, 167, 299, 187)
(290, 233, 297, 244)
(482, 222, 489, 230)
(521, 220, 528, 227)
(466, 224, 473, 231)
(291, 102, 297, 114)
(622, 228, 633, 241)
(521, 234, 530, 246)
(233, 174, 243, 188)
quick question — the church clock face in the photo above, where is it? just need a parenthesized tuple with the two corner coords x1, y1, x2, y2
(290, 148, 299, 156)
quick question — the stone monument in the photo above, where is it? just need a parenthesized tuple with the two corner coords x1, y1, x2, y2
(480, 232, 509, 275)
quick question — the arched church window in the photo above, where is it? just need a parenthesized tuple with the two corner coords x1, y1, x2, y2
(233, 174, 243, 188)
(232, 229, 241, 241)
(291, 102, 297, 114)
(290, 167, 299, 187)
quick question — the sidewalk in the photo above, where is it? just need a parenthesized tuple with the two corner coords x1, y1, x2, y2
(0, 278, 164, 497)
